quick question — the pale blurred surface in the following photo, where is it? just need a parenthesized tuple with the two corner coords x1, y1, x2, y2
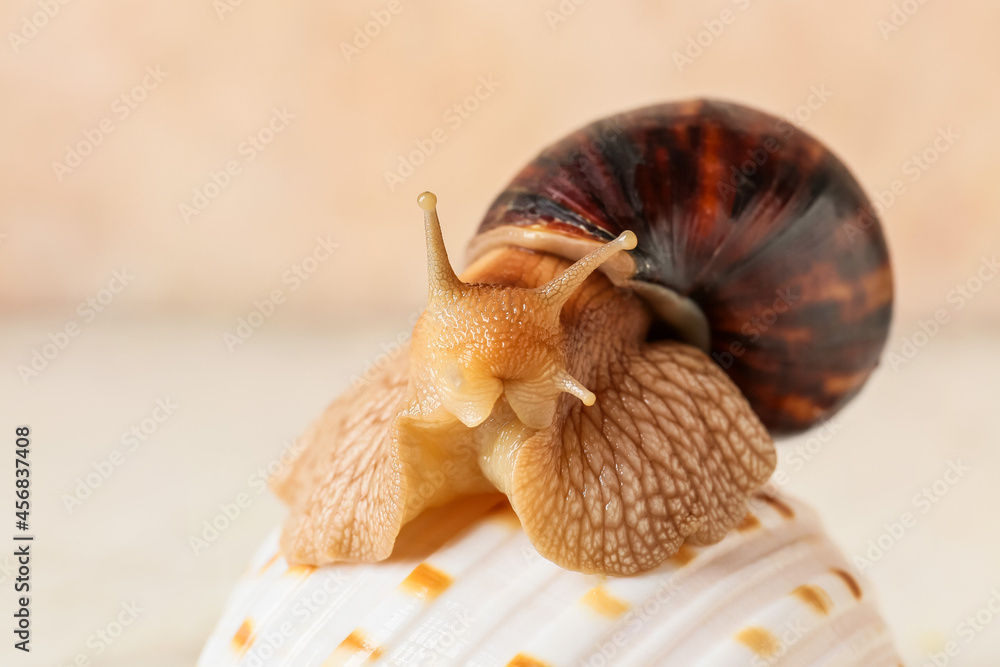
(1, 0, 998, 665)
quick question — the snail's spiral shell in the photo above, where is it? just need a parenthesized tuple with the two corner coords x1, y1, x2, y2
(476, 100, 894, 434)
(198, 493, 900, 666)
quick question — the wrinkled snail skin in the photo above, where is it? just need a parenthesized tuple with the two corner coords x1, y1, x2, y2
(472, 99, 894, 434)
(271, 99, 893, 577)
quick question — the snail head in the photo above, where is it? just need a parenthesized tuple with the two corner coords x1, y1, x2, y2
(409, 191, 636, 431)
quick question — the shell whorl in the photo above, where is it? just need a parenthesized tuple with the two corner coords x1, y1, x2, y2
(473, 99, 894, 434)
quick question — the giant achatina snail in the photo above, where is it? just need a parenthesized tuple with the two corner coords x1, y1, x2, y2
(201, 99, 899, 667)
(271, 99, 893, 578)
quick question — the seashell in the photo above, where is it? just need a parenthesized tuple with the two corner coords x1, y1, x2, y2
(198, 492, 901, 666)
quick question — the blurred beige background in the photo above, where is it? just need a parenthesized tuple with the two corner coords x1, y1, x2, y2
(1, 0, 998, 665)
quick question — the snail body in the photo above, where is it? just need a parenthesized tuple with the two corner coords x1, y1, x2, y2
(270, 100, 893, 577)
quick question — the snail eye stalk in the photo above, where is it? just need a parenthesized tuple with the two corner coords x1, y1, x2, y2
(535, 230, 637, 313)
(418, 191, 465, 304)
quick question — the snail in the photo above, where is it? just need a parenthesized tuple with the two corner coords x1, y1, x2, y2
(270, 99, 893, 578)
(199, 98, 900, 666)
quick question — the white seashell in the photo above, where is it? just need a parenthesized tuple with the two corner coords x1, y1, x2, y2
(198, 492, 900, 667)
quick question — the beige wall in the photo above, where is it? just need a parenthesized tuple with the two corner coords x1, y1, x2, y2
(2, 0, 998, 325)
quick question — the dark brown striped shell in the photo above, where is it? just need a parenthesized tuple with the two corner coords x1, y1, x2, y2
(476, 99, 893, 435)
